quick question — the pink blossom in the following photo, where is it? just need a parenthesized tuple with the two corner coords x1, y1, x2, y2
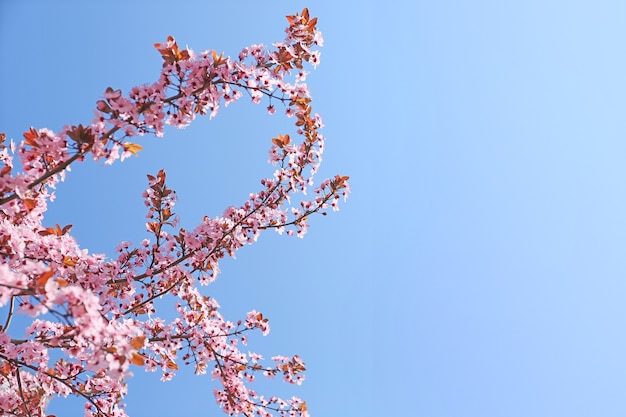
(0, 7, 348, 417)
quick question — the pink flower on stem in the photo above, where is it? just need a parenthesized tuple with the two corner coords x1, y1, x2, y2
(0, 7, 348, 417)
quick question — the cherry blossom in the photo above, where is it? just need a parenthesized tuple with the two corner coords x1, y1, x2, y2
(0, 8, 347, 417)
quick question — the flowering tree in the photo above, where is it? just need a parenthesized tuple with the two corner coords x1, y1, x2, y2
(0, 8, 348, 417)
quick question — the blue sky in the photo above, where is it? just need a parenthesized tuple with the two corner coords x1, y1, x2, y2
(3, 1, 626, 416)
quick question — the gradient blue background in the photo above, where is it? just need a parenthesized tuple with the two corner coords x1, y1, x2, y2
(2, 1, 626, 416)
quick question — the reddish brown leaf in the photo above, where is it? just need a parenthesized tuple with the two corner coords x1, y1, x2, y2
(63, 256, 77, 266)
(122, 142, 143, 156)
(23, 127, 39, 146)
(129, 336, 146, 350)
(129, 352, 145, 366)
(24, 199, 37, 212)
(35, 269, 54, 288)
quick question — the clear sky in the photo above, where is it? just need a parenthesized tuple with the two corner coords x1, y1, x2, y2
(2, 1, 626, 416)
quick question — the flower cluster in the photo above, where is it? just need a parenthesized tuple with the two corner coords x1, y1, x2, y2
(0, 8, 348, 417)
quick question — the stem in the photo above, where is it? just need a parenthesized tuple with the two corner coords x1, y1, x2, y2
(0, 66, 297, 208)
(3, 296, 15, 331)
(1, 353, 105, 416)
(14, 367, 33, 417)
